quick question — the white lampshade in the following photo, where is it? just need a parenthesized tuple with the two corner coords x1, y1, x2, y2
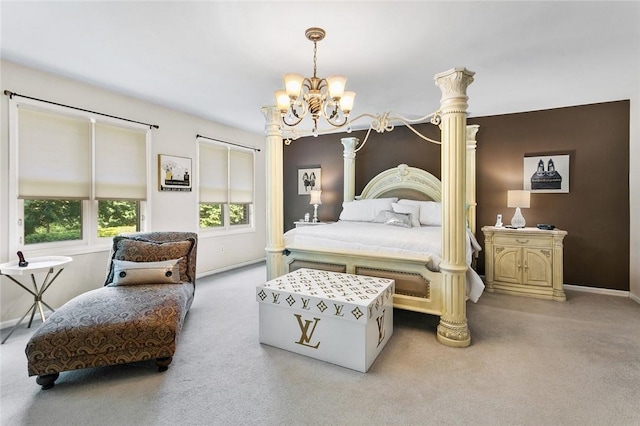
(275, 90, 290, 113)
(283, 73, 304, 99)
(326, 75, 347, 100)
(309, 190, 322, 205)
(507, 190, 531, 208)
(339, 91, 356, 114)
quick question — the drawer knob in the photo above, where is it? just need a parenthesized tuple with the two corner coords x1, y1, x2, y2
(516, 238, 529, 244)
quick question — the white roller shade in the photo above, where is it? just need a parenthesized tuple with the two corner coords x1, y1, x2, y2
(199, 143, 228, 203)
(95, 123, 147, 200)
(18, 107, 91, 199)
(229, 149, 254, 203)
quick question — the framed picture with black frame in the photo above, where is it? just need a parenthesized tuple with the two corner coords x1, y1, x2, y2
(158, 154, 192, 192)
(523, 154, 569, 193)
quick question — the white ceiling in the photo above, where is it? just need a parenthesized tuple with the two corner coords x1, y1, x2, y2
(1, 1, 639, 135)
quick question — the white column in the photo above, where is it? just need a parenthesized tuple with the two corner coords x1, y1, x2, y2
(434, 67, 475, 348)
(466, 124, 479, 235)
(341, 137, 359, 202)
(262, 106, 286, 280)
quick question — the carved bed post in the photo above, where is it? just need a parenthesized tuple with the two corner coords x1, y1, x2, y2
(434, 67, 475, 348)
(341, 137, 359, 202)
(466, 124, 479, 235)
(262, 106, 286, 280)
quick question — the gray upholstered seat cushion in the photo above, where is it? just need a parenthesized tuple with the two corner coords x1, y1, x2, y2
(26, 281, 194, 376)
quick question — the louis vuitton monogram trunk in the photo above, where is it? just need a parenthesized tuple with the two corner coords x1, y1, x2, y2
(256, 268, 394, 372)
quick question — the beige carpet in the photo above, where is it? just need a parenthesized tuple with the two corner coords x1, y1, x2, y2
(1, 262, 639, 425)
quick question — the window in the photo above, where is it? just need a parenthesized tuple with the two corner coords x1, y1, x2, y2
(98, 200, 140, 238)
(9, 98, 150, 251)
(23, 199, 82, 244)
(198, 139, 254, 231)
(199, 203, 223, 228)
(230, 203, 250, 225)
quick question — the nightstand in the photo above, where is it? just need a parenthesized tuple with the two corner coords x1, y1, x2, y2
(481, 226, 567, 301)
(294, 221, 331, 228)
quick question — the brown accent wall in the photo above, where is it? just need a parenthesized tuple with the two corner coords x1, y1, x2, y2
(283, 101, 630, 291)
(472, 101, 629, 290)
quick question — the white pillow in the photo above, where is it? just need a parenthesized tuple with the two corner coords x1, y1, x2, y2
(398, 199, 442, 226)
(372, 210, 393, 223)
(111, 258, 181, 286)
(391, 203, 420, 227)
(339, 197, 398, 222)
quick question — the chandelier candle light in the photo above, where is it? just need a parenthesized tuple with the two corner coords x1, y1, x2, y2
(275, 27, 356, 136)
(507, 190, 531, 228)
(309, 190, 322, 223)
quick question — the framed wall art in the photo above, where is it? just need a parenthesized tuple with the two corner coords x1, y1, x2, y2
(159, 154, 192, 192)
(298, 167, 321, 195)
(523, 154, 570, 193)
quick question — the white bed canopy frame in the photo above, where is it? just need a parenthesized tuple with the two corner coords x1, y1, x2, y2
(262, 67, 476, 347)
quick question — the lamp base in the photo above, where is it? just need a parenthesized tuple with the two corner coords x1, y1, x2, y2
(511, 207, 526, 228)
(312, 204, 319, 223)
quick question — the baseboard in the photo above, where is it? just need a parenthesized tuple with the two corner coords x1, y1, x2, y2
(479, 275, 633, 299)
(563, 284, 630, 298)
(196, 258, 266, 279)
(0, 311, 50, 333)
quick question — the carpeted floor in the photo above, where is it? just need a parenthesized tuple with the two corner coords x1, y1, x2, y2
(1, 262, 639, 425)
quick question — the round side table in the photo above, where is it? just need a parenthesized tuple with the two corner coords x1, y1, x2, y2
(0, 256, 73, 344)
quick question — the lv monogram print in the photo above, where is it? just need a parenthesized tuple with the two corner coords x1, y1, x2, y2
(257, 269, 394, 324)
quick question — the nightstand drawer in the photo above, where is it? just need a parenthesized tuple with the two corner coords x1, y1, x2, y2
(494, 235, 552, 247)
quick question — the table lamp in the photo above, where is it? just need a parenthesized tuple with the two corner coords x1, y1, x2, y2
(507, 190, 530, 228)
(309, 190, 322, 223)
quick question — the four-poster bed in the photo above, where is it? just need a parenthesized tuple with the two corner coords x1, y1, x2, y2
(263, 67, 477, 347)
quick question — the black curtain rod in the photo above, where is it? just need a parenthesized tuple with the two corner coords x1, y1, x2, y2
(196, 134, 261, 152)
(4, 90, 160, 129)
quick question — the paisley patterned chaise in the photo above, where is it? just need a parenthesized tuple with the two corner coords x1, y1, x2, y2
(25, 231, 197, 389)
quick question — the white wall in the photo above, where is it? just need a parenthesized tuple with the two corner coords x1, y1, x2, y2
(0, 60, 267, 324)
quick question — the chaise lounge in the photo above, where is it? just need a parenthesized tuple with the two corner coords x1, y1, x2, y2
(25, 231, 197, 389)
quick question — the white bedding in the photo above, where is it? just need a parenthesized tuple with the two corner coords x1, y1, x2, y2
(284, 221, 485, 302)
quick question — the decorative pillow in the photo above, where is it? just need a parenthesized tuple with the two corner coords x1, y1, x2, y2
(110, 258, 181, 286)
(398, 199, 442, 226)
(384, 211, 412, 228)
(339, 197, 398, 222)
(372, 210, 393, 223)
(391, 203, 420, 227)
(105, 237, 196, 285)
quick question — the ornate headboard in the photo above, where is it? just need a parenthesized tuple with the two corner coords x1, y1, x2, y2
(357, 163, 475, 233)
(359, 164, 442, 201)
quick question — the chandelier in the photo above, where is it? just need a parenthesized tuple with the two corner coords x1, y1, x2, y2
(275, 27, 356, 136)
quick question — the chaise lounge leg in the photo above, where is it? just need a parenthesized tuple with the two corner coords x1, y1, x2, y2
(156, 357, 172, 372)
(36, 373, 59, 390)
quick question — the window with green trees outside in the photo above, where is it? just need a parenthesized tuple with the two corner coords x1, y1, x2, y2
(24, 199, 140, 244)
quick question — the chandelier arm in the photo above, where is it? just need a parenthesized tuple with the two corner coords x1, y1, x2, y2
(324, 116, 349, 128)
(291, 98, 309, 120)
(281, 113, 305, 127)
(321, 100, 340, 122)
